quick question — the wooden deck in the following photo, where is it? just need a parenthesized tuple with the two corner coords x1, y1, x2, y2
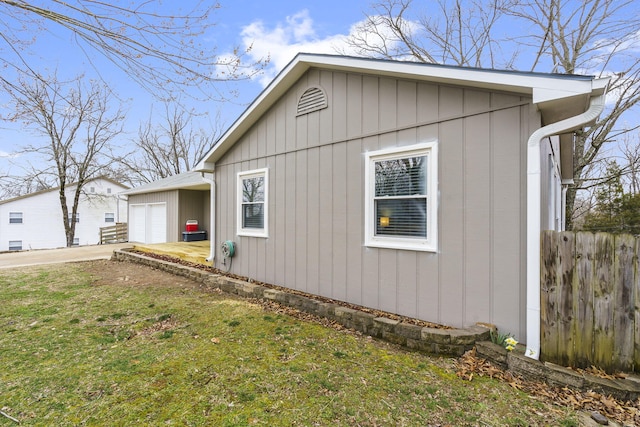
(132, 240, 211, 266)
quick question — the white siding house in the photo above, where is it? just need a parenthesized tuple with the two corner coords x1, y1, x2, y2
(0, 177, 128, 251)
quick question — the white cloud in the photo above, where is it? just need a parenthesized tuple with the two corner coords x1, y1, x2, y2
(238, 10, 349, 86)
(593, 29, 640, 55)
(233, 9, 418, 87)
(0, 150, 18, 158)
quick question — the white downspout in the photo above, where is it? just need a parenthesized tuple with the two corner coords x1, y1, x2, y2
(526, 92, 606, 360)
(201, 172, 216, 264)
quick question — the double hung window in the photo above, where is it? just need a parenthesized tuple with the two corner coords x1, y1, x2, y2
(237, 168, 269, 237)
(365, 142, 437, 251)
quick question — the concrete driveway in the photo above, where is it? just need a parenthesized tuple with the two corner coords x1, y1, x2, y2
(0, 243, 133, 269)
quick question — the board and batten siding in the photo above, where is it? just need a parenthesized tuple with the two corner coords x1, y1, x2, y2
(214, 68, 536, 338)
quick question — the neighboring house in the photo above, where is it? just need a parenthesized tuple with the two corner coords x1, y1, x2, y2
(0, 177, 128, 251)
(121, 172, 210, 244)
(194, 53, 609, 360)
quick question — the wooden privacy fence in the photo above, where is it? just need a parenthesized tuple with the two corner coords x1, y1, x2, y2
(541, 230, 639, 373)
(99, 222, 128, 244)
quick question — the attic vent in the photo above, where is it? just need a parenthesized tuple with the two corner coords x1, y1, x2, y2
(297, 86, 328, 116)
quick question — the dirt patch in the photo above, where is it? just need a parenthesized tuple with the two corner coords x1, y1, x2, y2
(83, 259, 203, 289)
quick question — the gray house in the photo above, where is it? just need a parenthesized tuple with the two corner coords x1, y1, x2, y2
(122, 172, 210, 244)
(195, 54, 609, 360)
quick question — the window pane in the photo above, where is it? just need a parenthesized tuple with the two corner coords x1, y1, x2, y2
(242, 177, 265, 202)
(375, 156, 426, 197)
(105, 213, 115, 223)
(9, 212, 23, 224)
(375, 198, 427, 237)
(8, 240, 22, 251)
(243, 203, 264, 228)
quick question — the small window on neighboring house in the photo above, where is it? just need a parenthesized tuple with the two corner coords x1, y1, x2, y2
(8, 240, 22, 251)
(365, 142, 438, 252)
(73, 237, 79, 246)
(107, 188, 112, 194)
(9, 212, 23, 224)
(105, 213, 115, 223)
(297, 86, 328, 116)
(237, 168, 268, 237)
(90, 186, 95, 193)
(69, 213, 80, 224)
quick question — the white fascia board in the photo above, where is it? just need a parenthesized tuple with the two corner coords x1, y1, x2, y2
(299, 54, 595, 97)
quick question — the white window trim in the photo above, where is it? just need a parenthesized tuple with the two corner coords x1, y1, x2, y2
(237, 168, 269, 238)
(364, 141, 438, 252)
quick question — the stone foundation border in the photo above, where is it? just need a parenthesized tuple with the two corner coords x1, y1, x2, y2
(475, 341, 640, 402)
(111, 248, 640, 401)
(112, 249, 490, 356)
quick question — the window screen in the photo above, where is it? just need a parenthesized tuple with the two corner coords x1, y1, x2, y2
(374, 156, 427, 238)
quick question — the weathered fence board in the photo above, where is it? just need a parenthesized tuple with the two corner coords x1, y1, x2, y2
(541, 230, 640, 373)
(614, 234, 635, 372)
(99, 223, 128, 244)
(636, 238, 640, 370)
(574, 232, 594, 368)
(541, 231, 559, 361)
(557, 231, 576, 367)
(593, 232, 615, 370)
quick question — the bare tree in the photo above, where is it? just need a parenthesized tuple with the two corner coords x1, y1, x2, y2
(350, 0, 640, 229)
(344, 0, 512, 68)
(0, 0, 266, 99)
(619, 133, 640, 195)
(111, 104, 222, 186)
(2, 74, 124, 246)
(508, 0, 640, 229)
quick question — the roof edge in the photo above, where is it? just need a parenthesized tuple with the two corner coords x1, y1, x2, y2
(195, 53, 602, 169)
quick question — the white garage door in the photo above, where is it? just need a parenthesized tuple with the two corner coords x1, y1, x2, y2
(148, 203, 167, 243)
(129, 205, 146, 243)
(129, 203, 166, 244)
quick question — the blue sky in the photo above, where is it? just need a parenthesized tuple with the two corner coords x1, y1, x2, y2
(0, 1, 375, 172)
(1, 0, 637, 181)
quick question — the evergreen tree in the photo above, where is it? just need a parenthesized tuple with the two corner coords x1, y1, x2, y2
(582, 161, 640, 234)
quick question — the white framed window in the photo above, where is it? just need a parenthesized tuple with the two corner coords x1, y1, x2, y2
(105, 212, 115, 223)
(8, 240, 22, 251)
(237, 168, 268, 238)
(73, 237, 80, 246)
(9, 212, 23, 224)
(68, 213, 80, 224)
(364, 142, 438, 252)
